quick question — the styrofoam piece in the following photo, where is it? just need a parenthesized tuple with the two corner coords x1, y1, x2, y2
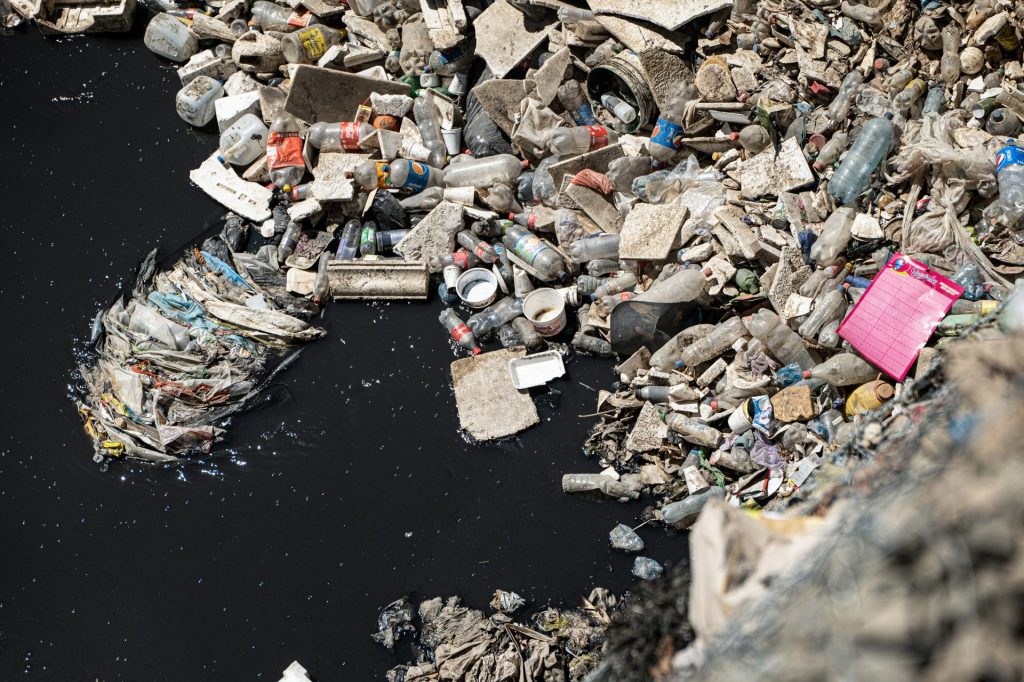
(189, 153, 272, 222)
(278, 660, 312, 682)
(215, 90, 262, 133)
(508, 351, 566, 390)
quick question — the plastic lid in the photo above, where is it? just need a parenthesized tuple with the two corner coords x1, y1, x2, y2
(521, 159, 531, 169)
(884, 112, 894, 120)
(802, 370, 811, 379)
(472, 347, 481, 356)
(874, 382, 894, 400)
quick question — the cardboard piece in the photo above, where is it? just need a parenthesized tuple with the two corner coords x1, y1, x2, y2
(451, 349, 540, 441)
(284, 65, 410, 124)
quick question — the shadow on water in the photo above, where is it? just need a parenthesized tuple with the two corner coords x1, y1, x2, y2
(0, 25, 686, 681)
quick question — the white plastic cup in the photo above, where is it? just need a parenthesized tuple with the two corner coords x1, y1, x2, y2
(523, 288, 567, 337)
(448, 72, 468, 96)
(441, 126, 463, 155)
(456, 268, 498, 308)
(727, 399, 753, 435)
(442, 185, 475, 205)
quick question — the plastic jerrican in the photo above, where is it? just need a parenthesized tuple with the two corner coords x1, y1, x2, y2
(219, 114, 269, 166)
(547, 126, 616, 156)
(827, 114, 894, 205)
(442, 154, 527, 188)
(281, 25, 344, 64)
(744, 309, 815, 369)
(413, 96, 448, 168)
(175, 76, 223, 127)
(810, 207, 856, 266)
(736, 125, 770, 154)
(144, 13, 199, 62)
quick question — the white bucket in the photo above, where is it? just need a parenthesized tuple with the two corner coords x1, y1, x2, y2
(456, 268, 498, 308)
(441, 126, 463, 155)
(523, 288, 567, 337)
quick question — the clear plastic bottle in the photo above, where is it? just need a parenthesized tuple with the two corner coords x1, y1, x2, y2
(810, 206, 856, 265)
(557, 5, 594, 22)
(573, 331, 613, 355)
(827, 114, 894, 205)
(456, 230, 498, 263)
(466, 296, 523, 337)
(376, 228, 409, 253)
(799, 259, 847, 297)
(281, 25, 344, 64)
(664, 414, 723, 448)
(352, 160, 391, 191)
(442, 154, 528, 188)
(744, 309, 815, 369)
(633, 268, 706, 304)
(893, 79, 927, 113)
(805, 352, 878, 386)
(798, 287, 846, 339)
(813, 131, 849, 171)
(607, 155, 651, 193)
(307, 122, 374, 151)
(250, 1, 316, 30)
(986, 109, 1021, 137)
(676, 317, 747, 367)
(400, 186, 444, 211)
(983, 142, 1024, 231)
(532, 156, 559, 206)
(266, 112, 306, 189)
(649, 95, 687, 163)
(883, 67, 913, 97)
(557, 80, 597, 126)
(940, 25, 961, 84)
(389, 159, 443, 192)
(312, 252, 331, 304)
(600, 93, 636, 124)
(502, 224, 570, 282)
(277, 220, 303, 264)
(335, 220, 361, 260)
(413, 96, 448, 168)
(511, 207, 556, 232)
(547, 126, 616, 156)
(439, 308, 481, 355)
(511, 317, 544, 350)
(568, 233, 620, 262)
(597, 292, 634, 314)
(827, 70, 863, 123)
(359, 222, 378, 257)
(922, 86, 945, 115)
(219, 114, 268, 166)
(593, 272, 637, 298)
(427, 250, 480, 273)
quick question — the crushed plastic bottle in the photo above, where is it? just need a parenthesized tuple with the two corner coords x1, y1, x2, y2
(827, 114, 894, 205)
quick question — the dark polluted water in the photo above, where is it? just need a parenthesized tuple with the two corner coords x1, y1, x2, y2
(0, 26, 685, 680)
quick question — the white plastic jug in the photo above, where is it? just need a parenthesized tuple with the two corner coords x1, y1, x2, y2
(175, 76, 224, 127)
(219, 114, 270, 166)
(144, 13, 199, 63)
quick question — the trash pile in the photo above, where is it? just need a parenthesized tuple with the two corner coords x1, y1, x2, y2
(373, 588, 618, 681)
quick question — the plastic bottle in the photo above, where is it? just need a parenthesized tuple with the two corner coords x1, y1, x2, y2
(546, 126, 616, 156)
(799, 259, 848, 297)
(922, 86, 945, 115)
(277, 220, 303, 264)
(512, 207, 556, 232)
(307, 121, 374, 151)
(607, 155, 652, 193)
(144, 13, 199, 62)
(676, 317, 747, 367)
(810, 207, 856, 265)
(352, 160, 390, 191)
(600, 93, 636, 124)
(266, 112, 306, 189)
(593, 272, 638, 298)
(827, 114, 894, 205)
(568, 233, 620, 262)
(281, 25, 344, 64)
(219, 113, 268, 166)
(827, 70, 863, 123)
(442, 155, 528, 188)
(893, 79, 927, 113)
(439, 308, 481, 355)
(940, 25, 961, 84)
(744, 309, 815, 369)
(734, 125, 770, 154)
(883, 67, 913, 97)
(649, 95, 686, 163)
(805, 352, 877, 386)
(557, 80, 597, 126)
(634, 268, 707, 304)
(983, 142, 1024, 231)
(312, 253, 331, 304)
(466, 296, 523, 337)
(986, 109, 1021, 137)
(532, 156, 559, 206)
(252, 1, 315, 29)
(389, 159, 443, 192)
(335, 220, 361, 260)
(598, 292, 634, 314)
(661, 487, 726, 528)
(427, 250, 480, 273)
(413, 96, 448, 168)
(572, 331, 613, 355)
(428, 43, 474, 76)
(400, 187, 446, 212)
(359, 222, 378, 257)
(664, 414, 723, 448)
(375, 228, 409, 253)
(175, 76, 223, 127)
(798, 287, 845, 339)
(501, 224, 570, 282)
(845, 379, 894, 416)
(456, 230, 498, 264)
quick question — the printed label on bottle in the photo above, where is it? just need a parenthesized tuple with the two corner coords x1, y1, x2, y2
(300, 28, 328, 60)
(526, 214, 538, 230)
(399, 162, 432, 192)
(450, 323, 471, 342)
(360, 227, 375, 250)
(572, 104, 597, 126)
(354, 104, 372, 124)
(473, 244, 489, 259)
(650, 118, 684, 150)
(375, 161, 391, 189)
(452, 252, 469, 268)
(586, 125, 609, 150)
(513, 234, 547, 266)
(337, 122, 363, 150)
(995, 145, 1024, 174)
(266, 132, 304, 170)
(287, 10, 313, 26)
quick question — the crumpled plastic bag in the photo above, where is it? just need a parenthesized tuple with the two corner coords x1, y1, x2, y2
(905, 177, 970, 255)
(511, 98, 563, 159)
(889, 113, 996, 197)
(646, 155, 728, 220)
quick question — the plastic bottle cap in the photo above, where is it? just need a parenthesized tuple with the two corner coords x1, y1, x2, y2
(472, 348, 481, 356)
(729, 132, 739, 141)
(884, 112, 894, 120)
(521, 159, 531, 169)
(802, 370, 811, 379)
(874, 382, 894, 400)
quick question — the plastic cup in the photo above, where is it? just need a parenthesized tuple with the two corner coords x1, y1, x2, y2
(441, 127, 463, 155)
(456, 267, 498, 308)
(523, 288, 567, 337)
(727, 400, 753, 435)
(442, 185, 475, 205)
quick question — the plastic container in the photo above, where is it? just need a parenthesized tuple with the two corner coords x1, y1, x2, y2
(144, 13, 199, 62)
(175, 76, 223, 127)
(735, 125, 770, 154)
(455, 268, 499, 308)
(219, 114, 270, 166)
(586, 51, 656, 133)
(442, 154, 527, 188)
(827, 114, 894, 205)
(986, 109, 1021, 137)
(508, 351, 565, 389)
(523, 288, 567, 337)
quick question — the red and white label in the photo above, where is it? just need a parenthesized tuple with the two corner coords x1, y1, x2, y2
(587, 125, 609, 150)
(287, 11, 314, 27)
(337, 123, 363, 150)
(266, 131, 304, 170)
(450, 324, 472, 342)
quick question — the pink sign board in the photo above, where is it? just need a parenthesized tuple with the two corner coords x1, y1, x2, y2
(838, 253, 963, 381)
